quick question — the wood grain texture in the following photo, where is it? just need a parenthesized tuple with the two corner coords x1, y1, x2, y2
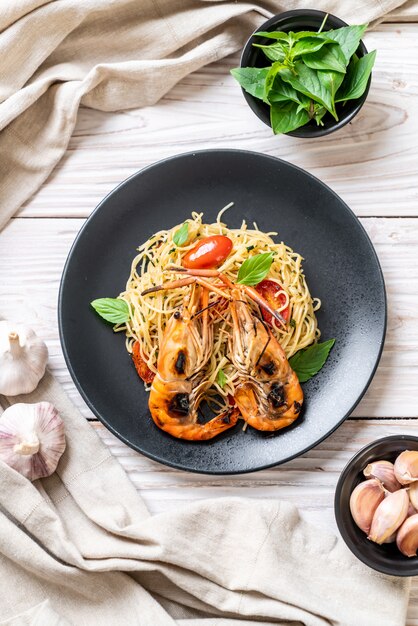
(1, 216, 417, 417)
(15, 25, 418, 220)
(91, 419, 415, 519)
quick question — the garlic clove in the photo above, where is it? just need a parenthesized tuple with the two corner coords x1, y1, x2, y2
(349, 479, 385, 534)
(409, 482, 418, 511)
(368, 489, 409, 544)
(0, 322, 48, 396)
(0, 402, 65, 481)
(396, 514, 418, 557)
(363, 460, 401, 492)
(408, 501, 417, 517)
(394, 450, 418, 485)
(382, 530, 397, 544)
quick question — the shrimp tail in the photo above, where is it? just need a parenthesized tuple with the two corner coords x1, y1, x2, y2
(149, 375, 239, 440)
(178, 406, 240, 441)
(235, 380, 301, 431)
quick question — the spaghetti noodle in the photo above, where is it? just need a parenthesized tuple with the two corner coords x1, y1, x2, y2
(115, 206, 321, 403)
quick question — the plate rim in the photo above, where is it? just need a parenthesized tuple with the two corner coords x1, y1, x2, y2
(58, 148, 387, 474)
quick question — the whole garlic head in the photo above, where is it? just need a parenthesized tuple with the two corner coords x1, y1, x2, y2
(0, 402, 66, 480)
(0, 321, 48, 396)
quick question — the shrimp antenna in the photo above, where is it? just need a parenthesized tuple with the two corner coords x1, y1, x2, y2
(166, 265, 187, 272)
(191, 298, 221, 319)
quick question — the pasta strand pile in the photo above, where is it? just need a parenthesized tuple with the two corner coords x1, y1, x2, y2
(116, 206, 321, 402)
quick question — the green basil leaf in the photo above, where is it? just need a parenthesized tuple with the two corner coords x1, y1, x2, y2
(335, 50, 376, 102)
(254, 31, 289, 41)
(267, 75, 310, 107)
(237, 252, 274, 286)
(318, 69, 345, 103)
(173, 222, 189, 246)
(253, 42, 286, 62)
(230, 67, 269, 100)
(291, 36, 331, 58)
(270, 100, 310, 134)
(289, 339, 335, 383)
(263, 62, 285, 102)
(302, 42, 347, 73)
(267, 90, 292, 104)
(319, 24, 367, 64)
(292, 30, 326, 40)
(216, 369, 227, 388)
(280, 63, 337, 119)
(288, 31, 334, 42)
(91, 298, 130, 324)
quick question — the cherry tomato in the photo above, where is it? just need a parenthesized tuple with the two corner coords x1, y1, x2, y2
(132, 341, 155, 384)
(255, 279, 289, 326)
(183, 235, 233, 269)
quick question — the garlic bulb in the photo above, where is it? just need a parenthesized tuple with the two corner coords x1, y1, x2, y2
(0, 402, 66, 480)
(0, 322, 48, 395)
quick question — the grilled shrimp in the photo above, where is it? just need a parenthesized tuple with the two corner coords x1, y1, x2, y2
(229, 288, 303, 431)
(162, 268, 302, 431)
(147, 287, 239, 440)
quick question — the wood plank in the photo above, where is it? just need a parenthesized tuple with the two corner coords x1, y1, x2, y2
(14, 24, 418, 220)
(0, 216, 417, 417)
(91, 419, 416, 517)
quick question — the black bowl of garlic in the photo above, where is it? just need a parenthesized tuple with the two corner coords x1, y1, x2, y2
(335, 436, 418, 576)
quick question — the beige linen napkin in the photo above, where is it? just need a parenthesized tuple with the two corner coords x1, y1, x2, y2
(0, 0, 416, 231)
(0, 370, 410, 625)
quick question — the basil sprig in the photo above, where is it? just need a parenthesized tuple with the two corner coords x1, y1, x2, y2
(289, 338, 335, 383)
(237, 252, 273, 286)
(231, 21, 376, 134)
(91, 298, 130, 324)
(173, 222, 189, 246)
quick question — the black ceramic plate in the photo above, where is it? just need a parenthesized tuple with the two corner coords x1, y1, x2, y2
(59, 149, 386, 474)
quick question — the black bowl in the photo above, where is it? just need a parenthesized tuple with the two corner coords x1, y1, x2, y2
(240, 9, 371, 138)
(335, 436, 418, 576)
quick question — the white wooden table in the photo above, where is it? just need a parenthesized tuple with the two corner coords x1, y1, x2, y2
(1, 23, 418, 622)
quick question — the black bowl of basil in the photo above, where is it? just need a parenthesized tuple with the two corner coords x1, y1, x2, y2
(233, 9, 375, 137)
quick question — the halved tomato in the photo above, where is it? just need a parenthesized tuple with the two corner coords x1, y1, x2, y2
(132, 341, 155, 384)
(255, 279, 289, 325)
(183, 235, 233, 269)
